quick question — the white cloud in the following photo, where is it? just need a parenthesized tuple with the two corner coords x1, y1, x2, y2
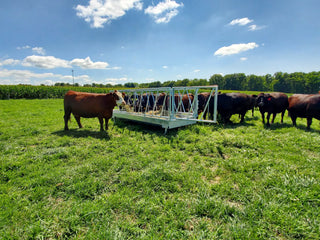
(248, 24, 265, 31)
(107, 66, 122, 70)
(32, 47, 46, 55)
(0, 59, 21, 66)
(105, 77, 128, 82)
(240, 57, 248, 61)
(70, 56, 109, 69)
(19, 55, 111, 70)
(17, 45, 31, 50)
(145, 0, 183, 23)
(214, 42, 259, 56)
(22, 55, 71, 69)
(229, 17, 253, 26)
(75, 0, 143, 28)
(193, 69, 200, 73)
(162, 65, 168, 69)
(0, 68, 92, 85)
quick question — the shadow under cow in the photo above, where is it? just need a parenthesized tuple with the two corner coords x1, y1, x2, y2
(52, 129, 111, 140)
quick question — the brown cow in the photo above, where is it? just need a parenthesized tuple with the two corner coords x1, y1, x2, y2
(64, 90, 125, 131)
(288, 94, 320, 129)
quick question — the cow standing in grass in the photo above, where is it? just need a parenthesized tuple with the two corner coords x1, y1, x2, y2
(288, 94, 320, 129)
(256, 92, 288, 127)
(207, 92, 251, 123)
(64, 90, 125, 131)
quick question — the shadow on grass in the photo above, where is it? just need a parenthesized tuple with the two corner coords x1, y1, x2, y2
(294, 123, 320, 133)
(262, 122, 293, 130)
(112, 119, 179, 137)
(259, 121, 320, 133)
(52, 129, 111, 140)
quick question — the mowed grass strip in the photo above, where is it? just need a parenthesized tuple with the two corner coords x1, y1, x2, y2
(0, 99, 320, 239)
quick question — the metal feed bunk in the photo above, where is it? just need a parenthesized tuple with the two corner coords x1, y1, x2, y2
(113, 85, 218, 133)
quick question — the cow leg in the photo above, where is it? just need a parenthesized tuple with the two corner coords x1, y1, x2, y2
(225, 113, 232, 123)
(260, 111, 265, 124)
(64, 110, 71, 130)
(271, 113, 277, 124)
(280, 111, 285, 123)
(98, 117, 104, 131)
(266, 112, 271, 126)
(74, 115, 83, 128)
(105, 118, 110, 130)
(290, 115, 297, 127)
(307, 117, 312, 130)
(240, 112, 245, 123)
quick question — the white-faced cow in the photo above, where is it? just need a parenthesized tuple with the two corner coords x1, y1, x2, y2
(64, 90, 125, 131)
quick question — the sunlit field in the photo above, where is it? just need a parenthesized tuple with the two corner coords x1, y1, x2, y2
(1, 99, 319, 239)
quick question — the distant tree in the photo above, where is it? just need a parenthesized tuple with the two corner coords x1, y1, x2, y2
(138, 83, 150, 88)
(162, 81, 175, 87)
(189, 78, 208, 86)
(224, 73, 246, 90)
(264, 74, 273, 91)
(273, 72, 290, 92)
(246, 75, 264, 91)
(124, 82, 138, 88)
(305, 71, 320, 93)
(149, 81, 162, 88)
(209, 74, 225, 88)
(174, 78, 189, 86)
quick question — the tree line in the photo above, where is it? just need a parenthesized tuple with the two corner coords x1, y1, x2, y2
(56, 71, 320, 94)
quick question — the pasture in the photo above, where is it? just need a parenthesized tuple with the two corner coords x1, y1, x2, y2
(1, 98, 320, 239)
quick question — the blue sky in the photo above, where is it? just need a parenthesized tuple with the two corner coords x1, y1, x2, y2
(1, 0, 320, 86)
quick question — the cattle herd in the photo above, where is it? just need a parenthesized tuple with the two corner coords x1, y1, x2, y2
(63, 90, 320, 131)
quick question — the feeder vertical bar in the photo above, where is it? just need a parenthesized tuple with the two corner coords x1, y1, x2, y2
(213, 86, 218, 123)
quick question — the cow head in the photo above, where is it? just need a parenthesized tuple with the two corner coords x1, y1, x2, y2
(113, 90, 126, 106)
(256, 93, 272, 108)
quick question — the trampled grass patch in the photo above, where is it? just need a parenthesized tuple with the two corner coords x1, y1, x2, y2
(1, 99, 320, 239)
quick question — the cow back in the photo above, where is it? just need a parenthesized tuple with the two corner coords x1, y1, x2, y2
(64, 90, 116, 118)
(288, 94, 320, 119)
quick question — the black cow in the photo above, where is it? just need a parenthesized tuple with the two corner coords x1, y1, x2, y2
(256, 92, 288, 126)
(248, 94, 257, 116)
(141, 93, 156, 112)
(207, 92, 251, 123)
(288, 94, 320, 129)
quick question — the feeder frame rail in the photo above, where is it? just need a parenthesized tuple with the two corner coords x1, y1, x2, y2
(113, 85, 218, 133)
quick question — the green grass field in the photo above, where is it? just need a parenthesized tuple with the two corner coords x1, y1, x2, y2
(1, 99, 320, 239)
